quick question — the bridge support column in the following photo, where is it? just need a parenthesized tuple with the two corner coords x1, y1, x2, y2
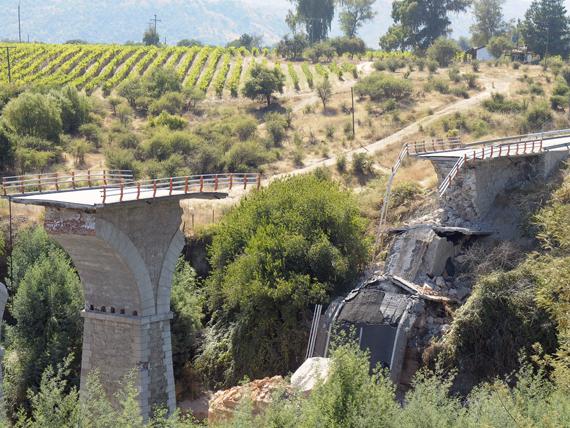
(44, 199, 186, 417)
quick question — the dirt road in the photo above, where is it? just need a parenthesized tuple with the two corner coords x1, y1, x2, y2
(271, 74, 514, 181)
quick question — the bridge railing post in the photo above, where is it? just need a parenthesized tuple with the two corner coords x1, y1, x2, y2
(257, 173, 261, 190)
(199, 176, 204, 193)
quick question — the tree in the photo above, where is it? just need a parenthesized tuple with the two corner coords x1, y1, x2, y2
(117, 79, 143, 109)
(196, 174, 369, 388)
(242, 64, 285, 107)
(4, 242, 83, 418)
(316, 77, 333, 110)
(487, 35, 513, 58)
(470, 0, 507, 46)
(226, 33, 263, 50)
(143, 26, 160, 46)
(288, 0, 336, 43)
(427, 37, 461, 66)
(522, 0, 570, 57)
(381, 0, 471, 51)
(329, 36, 367, 57)
(339, 0, 377, 38)
(276, 34, 309, 59)
(170, 258, 204, 377)
(144, 67, 182, 99)
(177, 38, 202, 47)
(0, 122, 15, 172)
(51, 86, 90, 134)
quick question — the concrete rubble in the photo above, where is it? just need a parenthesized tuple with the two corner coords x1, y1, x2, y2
(291, 357, 331, 394)
(208, 376, 289, 424)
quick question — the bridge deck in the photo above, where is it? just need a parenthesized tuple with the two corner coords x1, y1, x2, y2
(3, 172, 261, 209)
(416, 134, 570, 160)
(8, 188, 228, 209)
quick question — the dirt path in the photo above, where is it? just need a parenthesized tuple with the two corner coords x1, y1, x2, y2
(271, 73, 515, 181)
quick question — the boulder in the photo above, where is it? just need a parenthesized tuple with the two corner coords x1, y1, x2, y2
(208, 376, 288, 424)
(291, 357, 331, 393)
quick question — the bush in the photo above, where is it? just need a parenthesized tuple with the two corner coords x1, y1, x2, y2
(354, 72, 412, 102)
(265, 112, 288, 146)
(427, 37, 460, 67)
(149, 91, 185, 116)
(149, 112, 187, 130)
(3, 92, 62, 142)
(487, 35, 513, 59)
(482, 93, 524, 113)
(425, 78, 450, 94)
(52, 86, 90, 134)
(463, 73, 478, 89)
(105, 147, 137, 172)
(439, 264, 557, 387)
(224, 140, 269, 172)
(448, 67, 461, 83)
(352, 152, 374, 176)
(143, 67, 182, 98)
(78, 123, 104, 148)
(520, 102, 553, 133)
(225, 117, 255, 142)
(427, 59, 439, 73)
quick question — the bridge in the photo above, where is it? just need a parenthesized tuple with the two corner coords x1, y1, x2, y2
(2, 170, 261, 417)
(376, 129, 570, 249)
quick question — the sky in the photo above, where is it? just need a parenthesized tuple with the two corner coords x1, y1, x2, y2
(1, 0, 570, 46)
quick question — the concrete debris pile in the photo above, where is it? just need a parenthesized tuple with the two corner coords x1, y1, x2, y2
(291, 357, 331, 394)
(208, 376, 289, 424)
(208, 358, 332, 423)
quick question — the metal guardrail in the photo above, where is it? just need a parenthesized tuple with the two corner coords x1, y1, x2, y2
(408, 137, 462, 155)
(412, 128, 570, 158)
(100, 173, 261, 204)
(374, 144, 410, 256)
(2, 170, 134, 196)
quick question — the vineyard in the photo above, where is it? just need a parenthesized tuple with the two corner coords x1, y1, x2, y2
(0, 43, 369, 99)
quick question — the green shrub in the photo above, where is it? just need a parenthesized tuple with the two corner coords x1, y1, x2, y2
(3, 92, 63, 142)
(265, 112, 288, 146)
(427, 60, 439, 73)
(223, 141, 269, 172)
(149, 112, 187, 130)
(78, 123, 103, 148)
(448, 67, 461, 83)
(427, 37, 460, 67)
(354, 72, 412, 102)
(425, 77, 450, 94)
(482, 93, 524, 113)
(148, 91, 185, 116)
(352, 152, 374, 176)
(529, 83, 545, 96)
(520, 102, 553, 133)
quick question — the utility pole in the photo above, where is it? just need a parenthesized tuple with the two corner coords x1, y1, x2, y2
(351, 86, 356, 139)
(18, 2, 22, 43)
(1, 46, 16, 83)
(150, 14, 161, 32)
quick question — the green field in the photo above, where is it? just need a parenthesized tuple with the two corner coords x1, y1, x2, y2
(0, 43, 363, 97)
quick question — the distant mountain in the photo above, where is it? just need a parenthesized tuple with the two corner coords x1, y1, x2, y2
(1, 0, 569, 48)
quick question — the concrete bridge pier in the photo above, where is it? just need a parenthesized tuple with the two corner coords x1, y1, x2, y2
(44, 199, 186, 417)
